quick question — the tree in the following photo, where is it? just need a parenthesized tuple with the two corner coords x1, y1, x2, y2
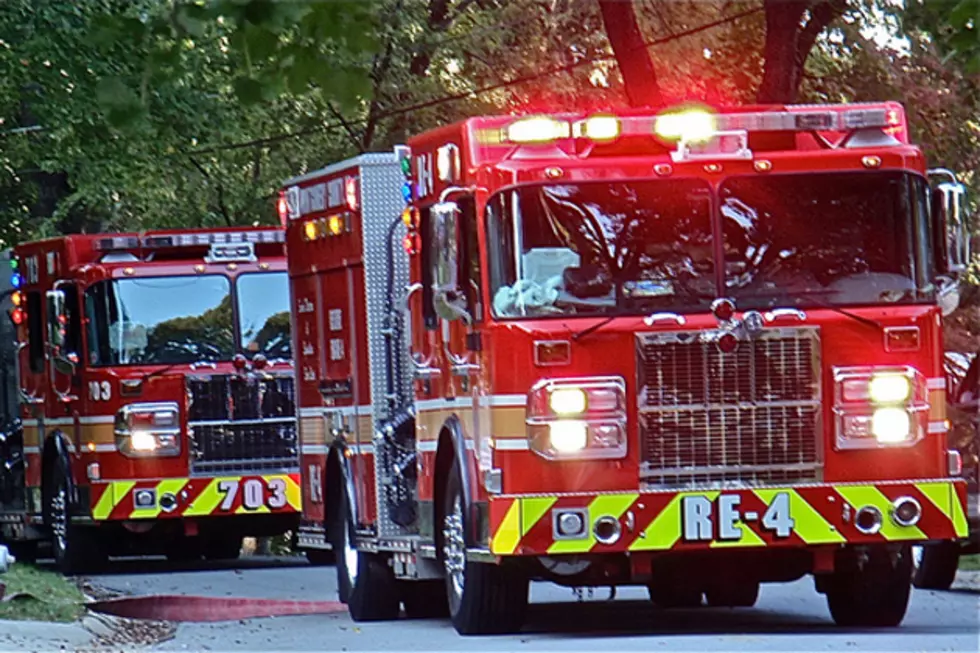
(597, 0, 662, 107)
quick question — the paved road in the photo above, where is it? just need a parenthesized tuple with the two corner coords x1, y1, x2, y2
(85, 557, 979, 652)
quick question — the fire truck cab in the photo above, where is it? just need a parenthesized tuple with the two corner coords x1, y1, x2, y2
(285, 102, 972, 634)
(0, 228, 300, 573)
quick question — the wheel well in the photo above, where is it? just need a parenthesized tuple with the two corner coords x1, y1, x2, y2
(433, 427, 456, 548)
(40, 436, 61, 497)
(325, 450, 344, 533)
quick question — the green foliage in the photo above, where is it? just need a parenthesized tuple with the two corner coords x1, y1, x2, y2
(0, 0, 978, 252)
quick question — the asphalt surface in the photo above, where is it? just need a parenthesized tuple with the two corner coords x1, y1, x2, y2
(84, 556, 980, 652)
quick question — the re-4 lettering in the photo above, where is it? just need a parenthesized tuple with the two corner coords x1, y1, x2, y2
(681, 492, 794, 541)
(216, 478, 288, 511)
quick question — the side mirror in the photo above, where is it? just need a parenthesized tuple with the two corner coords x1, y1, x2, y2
(46, 289, 67, 351)
(929, 169, 971, 274)
(430, 201, 468, 322)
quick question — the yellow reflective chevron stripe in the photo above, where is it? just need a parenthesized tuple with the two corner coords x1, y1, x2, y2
(184, 478, 233, 516)
(917, 481, 968, 538)
(548, 493, 637, 554)
(490, 501, 521, 555)
(835, 485, 927, 541)
(754, 488, 845, 545)
(92, 481, 134, 520)
(521, 497, 557, 535)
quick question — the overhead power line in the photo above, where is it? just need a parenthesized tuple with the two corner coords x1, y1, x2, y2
(182, 4, 764, 157)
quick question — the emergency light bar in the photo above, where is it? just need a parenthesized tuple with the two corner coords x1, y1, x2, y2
(93, 229, 285, 252)
(495, 103, 907, 146)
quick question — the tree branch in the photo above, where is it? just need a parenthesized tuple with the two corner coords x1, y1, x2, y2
(796, 0, 847, 66)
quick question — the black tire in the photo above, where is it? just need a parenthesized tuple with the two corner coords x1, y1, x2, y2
(648, 583, 703, 608)
(329, 476, 399, 621)
(202, 534, 242, 561)
(401, 580, 450, 619)
(705, 581, 759, 608)
(441, 457, 528, 635)
(305, 549, 335, 566)
(43, 456, 105, 575)
(912, 542, 959, 590)
(826, 546, 912, 628)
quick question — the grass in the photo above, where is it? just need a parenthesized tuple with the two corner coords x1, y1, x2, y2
(0, 564, 86, 623)
(959, 554, 980, 571)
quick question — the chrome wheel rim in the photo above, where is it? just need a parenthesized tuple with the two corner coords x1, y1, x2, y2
(342, 515, 358, 587)
(51, 485, 68, 556)
(443, 494, 466, 600)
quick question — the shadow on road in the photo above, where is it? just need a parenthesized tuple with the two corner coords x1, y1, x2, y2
(33, 554, 323, 577)
(520, 599, 979, 639)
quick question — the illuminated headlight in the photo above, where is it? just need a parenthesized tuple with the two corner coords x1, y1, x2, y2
(869, 374, 911, 403)
(550, 388, 587, 416)
(527, 377, 627, 460)
(872, 407, 911, 443)
(834, 366, 925, 450)
(550, 421, 588, 452)
(116, 402, 181, 458)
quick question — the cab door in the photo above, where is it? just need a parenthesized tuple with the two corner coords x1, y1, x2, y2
(44, 284, 83, 448)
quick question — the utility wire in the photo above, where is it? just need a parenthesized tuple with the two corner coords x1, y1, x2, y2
(182, 4, 763, 157)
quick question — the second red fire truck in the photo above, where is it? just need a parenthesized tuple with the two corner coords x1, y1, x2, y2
(0, 227, 300, 573)
(283, 102, 972, 634)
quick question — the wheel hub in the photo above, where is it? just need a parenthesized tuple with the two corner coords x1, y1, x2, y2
(51, 487, 68, 555)
(443, 495, 466, 599)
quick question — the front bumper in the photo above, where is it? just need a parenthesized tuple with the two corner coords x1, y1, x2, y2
(489, 480, 969, 556)
(90, 474, 301, 520)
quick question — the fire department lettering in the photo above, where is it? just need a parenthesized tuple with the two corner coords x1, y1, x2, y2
(681, 492, 795, 541)
(217, 478, 288, 511)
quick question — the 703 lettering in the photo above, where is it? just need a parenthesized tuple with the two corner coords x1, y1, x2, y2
(216, 478, 289, 512)
(681, 492, 795, 542)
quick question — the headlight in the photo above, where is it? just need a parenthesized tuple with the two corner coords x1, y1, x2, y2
(834, 366, 925, 450)
(869, 374, 911, 403)
(550, 388, 587, 416)
(549, 421, 588, 452)
(527, 377, 627, 460)
(872, 407, 911, 443)
(115, 402, 181, 458)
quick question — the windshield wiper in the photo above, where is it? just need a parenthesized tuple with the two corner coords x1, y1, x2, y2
(571, 316, 616, 342)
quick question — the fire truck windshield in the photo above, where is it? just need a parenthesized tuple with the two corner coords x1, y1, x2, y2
(237, 272, 291, 358)
(85, 275, 235, 365)
(721, 171, 934, 308)
(487, 180, 715, 318)
(486, 172, 934, 319)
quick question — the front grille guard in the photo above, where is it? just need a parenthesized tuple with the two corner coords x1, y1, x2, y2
(186, 374, 299, 476)
(637, 327, 823, 490)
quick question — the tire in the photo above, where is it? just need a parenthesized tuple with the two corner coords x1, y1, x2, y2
(912, 542, 959, 590)
(329, 477, 399, 621)
(203, 534, 242, 561)
(647, 583, 703, 608)
(43, 456, 105, 575)
(826, 546, 912, 628)
(401, 580, 450, 619)
(705, 581, 759, 608)
(305, 549, 335, 566)
(441, 457, 528, 635)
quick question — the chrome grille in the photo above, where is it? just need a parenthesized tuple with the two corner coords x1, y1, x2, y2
(637, 327, 822, 488)
(187, 374, 298, 475)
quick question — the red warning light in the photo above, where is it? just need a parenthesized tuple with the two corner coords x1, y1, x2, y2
(402, 232, 420, 255)
(10, 308, 25, 326)
(277, 193, 288, 227)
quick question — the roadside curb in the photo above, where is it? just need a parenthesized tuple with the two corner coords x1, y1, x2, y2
(80, 590, 177, 650)
(952, 569, 980, 592)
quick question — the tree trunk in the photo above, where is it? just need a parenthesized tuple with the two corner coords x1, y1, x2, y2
(757, 0, 846, 104)
(598, 0, 662, 108)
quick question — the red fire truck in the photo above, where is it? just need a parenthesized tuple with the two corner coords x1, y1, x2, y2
(0, 227, 300, 574)
(283, 102, 972, 634)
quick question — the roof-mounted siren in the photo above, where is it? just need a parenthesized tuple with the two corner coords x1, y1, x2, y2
(928, 168, 970, 316)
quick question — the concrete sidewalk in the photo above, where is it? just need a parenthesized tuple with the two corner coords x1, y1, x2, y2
(0, 618, 93, 652)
